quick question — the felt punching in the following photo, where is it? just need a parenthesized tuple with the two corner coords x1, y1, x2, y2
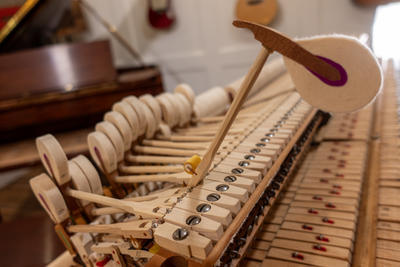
(283, 36, 382, 113)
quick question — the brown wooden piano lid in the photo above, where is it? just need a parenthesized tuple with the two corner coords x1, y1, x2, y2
(0, 40, 117, 101)
(354, 0, 400, 5)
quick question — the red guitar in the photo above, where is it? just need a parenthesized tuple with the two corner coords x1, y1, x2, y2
(148, 0, 175, 29)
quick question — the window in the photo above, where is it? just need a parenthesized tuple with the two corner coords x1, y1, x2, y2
(373, 2, 400, 59)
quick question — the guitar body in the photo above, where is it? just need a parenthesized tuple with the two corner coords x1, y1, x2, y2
(236, 0, 278, 25)
(148, 0, 175, 29)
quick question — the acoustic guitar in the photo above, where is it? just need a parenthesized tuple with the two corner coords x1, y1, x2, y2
(236, 0, 278, 25)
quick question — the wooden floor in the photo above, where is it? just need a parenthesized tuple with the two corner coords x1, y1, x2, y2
(0, 208, 66, 267)
(0, 128, 92, 172)
(0, 165, 47, 222)
(0, 166, 67, 265)
(0, 127, 94, 222)
(0, 154, 83, 266)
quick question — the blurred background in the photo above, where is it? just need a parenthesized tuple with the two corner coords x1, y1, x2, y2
(0, 0, 399, 266)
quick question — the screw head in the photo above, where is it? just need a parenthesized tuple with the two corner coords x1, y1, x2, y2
(228, 250, 240, 259)
(186, 215, 202, 226)
(238, 161, 250, 167)
(224, 175, 237, 182)
(258, 205, 264, 215)
(256, 143, 266, 147)
(236, 238, 246, 247)
(250, 148, 261, 153)
(246, 225, 253, 236)
(253, 215, 259, 225)
(231, 168, 244, 174)
(260, 138, 270, 142)
(272, 182, 280, 190)
(276, 174, 285, 182)
(196, 203, 211, 213)
(265, 133, 274, 137)
(263, 196, 270, 206)
(267, 189, 276, 197)
(244, 155, 255, 160)
(173, 228, 189, 240)
(216, 184, 229, 191)
(206, 193, 221, 202)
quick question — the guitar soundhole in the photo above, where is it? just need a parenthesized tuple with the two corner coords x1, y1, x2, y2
(161, 256, 189, 267)
(247, 0, 263, 5)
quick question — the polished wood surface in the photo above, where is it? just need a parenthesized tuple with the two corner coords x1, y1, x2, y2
(0, 64, 163, 144)
(0, 165, 46, 222)
(0, 40, 116, 100)
(0, 128, 91, 172)
(354, 0, 400, 5)
(0, 214, 66, 267)
(352, 140, 380, 267)
(0, 165, 67, 265)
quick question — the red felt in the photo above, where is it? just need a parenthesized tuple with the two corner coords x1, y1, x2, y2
(0, 6, 20, 30)
(96, 257, 110, 266)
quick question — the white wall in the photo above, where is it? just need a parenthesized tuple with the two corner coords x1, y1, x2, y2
(82, 0, 376, 94)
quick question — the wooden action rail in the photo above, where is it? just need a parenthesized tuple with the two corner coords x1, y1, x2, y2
(239, 62, 396, 267)
(225, 109, 323, 267)
(372, 61, 400, 267)
(242, 109, 373, 266)
(353, 59, 400, 267)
